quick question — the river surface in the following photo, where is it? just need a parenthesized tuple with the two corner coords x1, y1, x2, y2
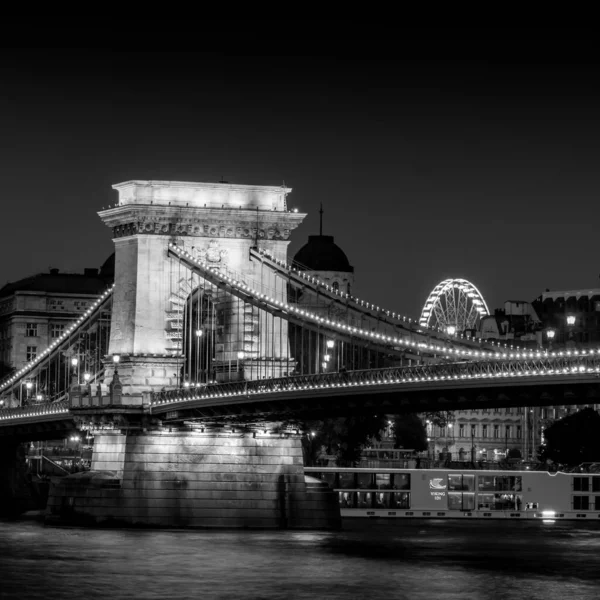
(1, 518, 599, 599)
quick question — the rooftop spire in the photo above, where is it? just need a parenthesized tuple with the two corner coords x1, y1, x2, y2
(319, 203, 324, 236)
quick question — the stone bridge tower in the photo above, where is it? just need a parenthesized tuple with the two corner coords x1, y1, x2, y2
(98, 180, 305, 401)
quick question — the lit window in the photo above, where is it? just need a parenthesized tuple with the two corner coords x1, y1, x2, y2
(51, 324, 65, 339)
(459, 424, 465, 438)
(25, 323, 38, 337)
(26, 346, 37, 361)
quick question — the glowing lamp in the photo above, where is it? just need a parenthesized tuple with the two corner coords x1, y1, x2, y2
(567, 315, 576, 326)
(447, 325, 456, 336)
(195, 329, 203, 337)
(71, 357, 78, 367)
(326, 340, 335, 349)
(237, 351, 245, 359)
(83, 373, 91, 382)
(26, 381, 33, 390)
(113, 355, 120, 364)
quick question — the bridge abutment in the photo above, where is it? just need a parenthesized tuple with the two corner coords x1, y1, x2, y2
(46, 427, 340, 529)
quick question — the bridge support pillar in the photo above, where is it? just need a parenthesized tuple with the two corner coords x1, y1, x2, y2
(46, 427, 340, 529)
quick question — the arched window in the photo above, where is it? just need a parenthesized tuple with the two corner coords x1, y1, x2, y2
(332, 281, 340, 292)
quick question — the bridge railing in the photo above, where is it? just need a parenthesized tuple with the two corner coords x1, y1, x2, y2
(151, 352, 600, 406)
(0, 399, 69, 421)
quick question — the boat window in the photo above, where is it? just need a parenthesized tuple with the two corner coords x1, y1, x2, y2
(390, 492, 410, 509)
(478, 475, 522, 492)
(478, 492, 521, 510)
(448, 491, 475, 510)
(375, 473, 391, 489)
(449, 474, 475, 491)
(574, 477, 590, 492)
(573, 495, 589, 510)
(374, 492, 388, 508)
(592, 477, 600, 493)
(356, 491, 373, 508)
(357, 472, 374, 489)
(339, 473, 356, 489)
(339, 491, 355, 508)
(393, 473, 410, 490)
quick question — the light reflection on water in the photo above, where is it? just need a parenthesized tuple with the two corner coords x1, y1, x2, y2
(1, 519, 599, 599)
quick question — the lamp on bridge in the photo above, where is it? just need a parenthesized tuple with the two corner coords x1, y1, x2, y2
(237, 351, 245, 380)
(566, 314, 576, 345)
(25, 380, 33, 405)
(112, 354, 120, 375)
(71, 357, 79, 386)
(545, 328, 556, 352)
(446, 325, 457, 336)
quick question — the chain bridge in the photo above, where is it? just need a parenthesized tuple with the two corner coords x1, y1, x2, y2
(0, 180, 597, 529)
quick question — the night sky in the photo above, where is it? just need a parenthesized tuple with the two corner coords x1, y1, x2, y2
(2, 37, 600, 319)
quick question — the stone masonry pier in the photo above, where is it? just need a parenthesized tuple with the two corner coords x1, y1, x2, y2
(47, 427, 340, 529)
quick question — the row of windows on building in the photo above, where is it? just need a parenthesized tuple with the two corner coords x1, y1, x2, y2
(24, 324, 65, 338)
(437, 424, 523, 439)
(460, 407, 558, 417)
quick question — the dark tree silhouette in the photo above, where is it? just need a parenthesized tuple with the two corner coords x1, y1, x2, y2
(290, 414, 388, 466)
(539, 407, 600, 467)
(392, 413, 428, 452)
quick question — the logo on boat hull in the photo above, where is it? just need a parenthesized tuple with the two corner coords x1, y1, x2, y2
(429, 478, 447, 490)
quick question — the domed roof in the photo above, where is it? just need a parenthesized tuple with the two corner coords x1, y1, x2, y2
(293, 235, 354, 273)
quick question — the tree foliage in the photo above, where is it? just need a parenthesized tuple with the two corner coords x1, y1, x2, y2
(538, 407, 600, 467)
(293, 414, 389, 467)
(422, 411, 454, 428)
(392, 414, 428, 452)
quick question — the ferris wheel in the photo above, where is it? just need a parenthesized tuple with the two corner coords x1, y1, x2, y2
(419, 278, 490, 335)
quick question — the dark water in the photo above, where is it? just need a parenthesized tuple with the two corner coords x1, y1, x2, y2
(1, 518, 599, 599)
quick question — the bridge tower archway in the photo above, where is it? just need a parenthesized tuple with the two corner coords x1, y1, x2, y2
(98, 180, 305, 401)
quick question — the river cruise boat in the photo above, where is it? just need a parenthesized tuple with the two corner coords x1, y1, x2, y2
(305, 466, 600, 521)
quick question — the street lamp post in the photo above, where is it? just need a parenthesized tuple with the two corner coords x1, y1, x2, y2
(326, 339, 336, 370)
(25, 381, 33, 406)
(566, 315, 576, 347)
(237, 351, 245, 380)
(71, 357, 79, 386)
(546, 328, 555, 352)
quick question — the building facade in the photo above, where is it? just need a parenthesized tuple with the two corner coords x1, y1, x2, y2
(0, 259, 113, 382)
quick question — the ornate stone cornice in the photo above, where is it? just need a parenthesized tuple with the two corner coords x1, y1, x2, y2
(99, 205, 305, 241)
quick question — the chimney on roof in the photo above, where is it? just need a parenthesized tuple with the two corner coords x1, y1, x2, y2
(50, 268, 59, 275)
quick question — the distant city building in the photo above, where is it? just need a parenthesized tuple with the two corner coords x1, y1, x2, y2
(479, 300, 541, 345)
(533, 288, 600, 347)
(0, 256, 114, 379)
